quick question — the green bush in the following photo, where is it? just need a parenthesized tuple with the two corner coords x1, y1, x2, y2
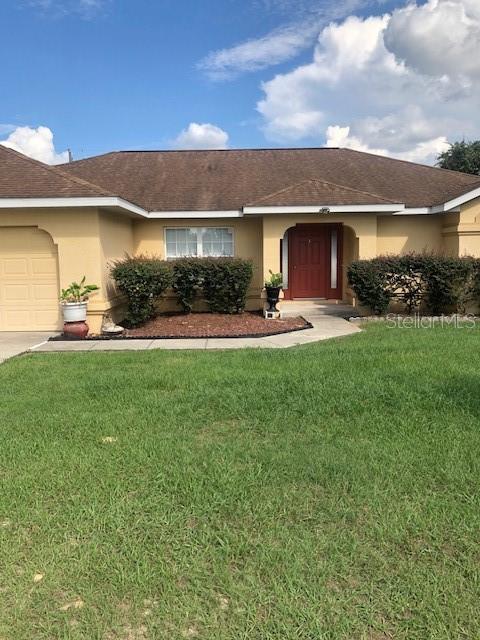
(110, 255, 172, 327)
(347, 258, 392, 314)
(171, 258, 206, 313)
(422, 255, 480, 314)
(348, 253, 480, 315)
(201, 258, 254, 314)
(172, 257, 253, 314)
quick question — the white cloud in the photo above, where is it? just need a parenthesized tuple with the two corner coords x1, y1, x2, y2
(325, 125, 388, 156)
(28, 0, 109, 18)
(199, 24, 320, 80)
(326, 124, 449, 164)
(257, 1, 480, 164)
(199, 0, 367, 79)
(172, 123, 229, 150)
(0, 126, 69, 164)
(384, 0, 480, 81)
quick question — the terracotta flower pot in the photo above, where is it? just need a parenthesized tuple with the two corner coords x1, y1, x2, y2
(63, 321, 89, 339)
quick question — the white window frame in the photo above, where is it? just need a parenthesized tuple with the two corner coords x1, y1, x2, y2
(164, 226, 235, 259)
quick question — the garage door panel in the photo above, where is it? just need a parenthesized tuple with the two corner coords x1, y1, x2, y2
(4, 284, 30, 301)
(31, 257, 57, 275)
(3, 258, 28, 275)
(4, 310, 31, 328)
(33, 283, 58, 300)
(0, 227, 61, 331)
(34, 309, 60, 327)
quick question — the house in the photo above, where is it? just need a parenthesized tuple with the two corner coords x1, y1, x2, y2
(1, 144, 480, 332)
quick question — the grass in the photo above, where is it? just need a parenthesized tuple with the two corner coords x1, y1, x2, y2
(0, 323, 479, 639)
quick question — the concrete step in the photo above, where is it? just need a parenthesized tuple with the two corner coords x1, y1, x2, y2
(280, 302, 355, 319)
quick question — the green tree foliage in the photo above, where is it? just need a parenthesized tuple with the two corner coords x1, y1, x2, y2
(437, 140, 480, 175)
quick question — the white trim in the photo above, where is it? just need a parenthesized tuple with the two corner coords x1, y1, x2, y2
(393, 207, 431, 215)
(397, 187, 480, 215)
(243, 204, 406, 214)
(149, 210, 242, 219)
(436, 186, 480, 212)
(0, 196, 148, 217)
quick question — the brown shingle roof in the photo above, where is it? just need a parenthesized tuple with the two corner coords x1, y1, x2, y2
(0, 145, 113, 199)
(62, 147, 480, 211)
(2, 145, 480, 211)
(247, 178, 397, 206)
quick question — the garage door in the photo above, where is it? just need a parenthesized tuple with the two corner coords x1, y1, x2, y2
(0, 227, 61, 331)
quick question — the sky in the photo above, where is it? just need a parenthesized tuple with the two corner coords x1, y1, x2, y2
(0, 0, 479, 165)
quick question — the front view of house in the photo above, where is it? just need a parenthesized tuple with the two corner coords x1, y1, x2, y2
(1, 145, 480, 332)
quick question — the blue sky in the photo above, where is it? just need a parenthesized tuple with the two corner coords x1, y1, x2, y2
(1, 0, 478, 164)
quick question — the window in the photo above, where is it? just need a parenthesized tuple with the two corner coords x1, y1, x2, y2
(165, 228, 198, 258)
(165, 227, 233, 259)
(330, 229, 338, 289)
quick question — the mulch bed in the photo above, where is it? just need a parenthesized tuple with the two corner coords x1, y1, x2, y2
(122, 312, 310, 339)
(51, 312, 311, 341)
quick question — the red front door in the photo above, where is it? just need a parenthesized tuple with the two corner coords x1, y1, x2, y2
(289, 224, 342, 299)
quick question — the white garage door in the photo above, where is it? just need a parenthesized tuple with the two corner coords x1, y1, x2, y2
(0, 227, 61, 331)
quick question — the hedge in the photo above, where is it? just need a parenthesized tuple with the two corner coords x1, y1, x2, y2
(348, 253, 480, 315)
(112, 256, 254, 325)
(172, 257, 254, 314)
(171, 258, 207, 313)
(110, 255, 172, 327)
(201, 258, 254, 314)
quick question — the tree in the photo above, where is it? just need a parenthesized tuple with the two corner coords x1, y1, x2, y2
(437, 140, 480, 175)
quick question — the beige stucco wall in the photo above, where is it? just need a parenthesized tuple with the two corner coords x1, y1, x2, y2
(444, 197, 480, 257)
(377, 215, 443, 254)
(98, 211, 134, 322)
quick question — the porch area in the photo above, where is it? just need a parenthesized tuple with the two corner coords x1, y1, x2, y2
(261, 215, 375, 305)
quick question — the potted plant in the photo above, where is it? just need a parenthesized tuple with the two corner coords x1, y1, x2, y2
(264, 270, 283, 314)
(60, 277, 99, 323)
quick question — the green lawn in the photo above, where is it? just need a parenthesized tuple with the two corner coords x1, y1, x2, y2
(1, 324, 479, 639)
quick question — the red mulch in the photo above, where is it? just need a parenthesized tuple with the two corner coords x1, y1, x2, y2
(124, 312, 309, 338)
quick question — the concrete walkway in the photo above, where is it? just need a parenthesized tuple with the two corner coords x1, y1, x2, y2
(0, 332, 55, 364)
(28, 304, 360, 353)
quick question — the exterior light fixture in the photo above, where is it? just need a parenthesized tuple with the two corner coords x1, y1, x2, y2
(318, 207, 331, 214)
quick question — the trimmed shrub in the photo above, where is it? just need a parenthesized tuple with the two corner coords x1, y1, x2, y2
(348, 253, 480, 315)
(347, 258, 392, 314)
(171, 258, 206, 313)
(172, 257, 253, 314)
(201, 258, 254, 314)
(422, 255, 479, 314)
(110, 255, 172, 327)
(390, 254, 426, 314)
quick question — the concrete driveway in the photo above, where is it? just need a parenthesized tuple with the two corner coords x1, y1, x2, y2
(0, 332, 54, 364)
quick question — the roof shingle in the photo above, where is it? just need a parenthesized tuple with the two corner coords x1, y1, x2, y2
(2, 145, 480, 211)
(247, 178, 397, 206)
(62, 147, 480, 211)
(0, 145, 113, 199)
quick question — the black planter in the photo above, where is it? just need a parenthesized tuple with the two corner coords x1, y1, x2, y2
(265, 286, 282, 313)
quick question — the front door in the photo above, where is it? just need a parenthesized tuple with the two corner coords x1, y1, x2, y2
(289, 224, 342, 299)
